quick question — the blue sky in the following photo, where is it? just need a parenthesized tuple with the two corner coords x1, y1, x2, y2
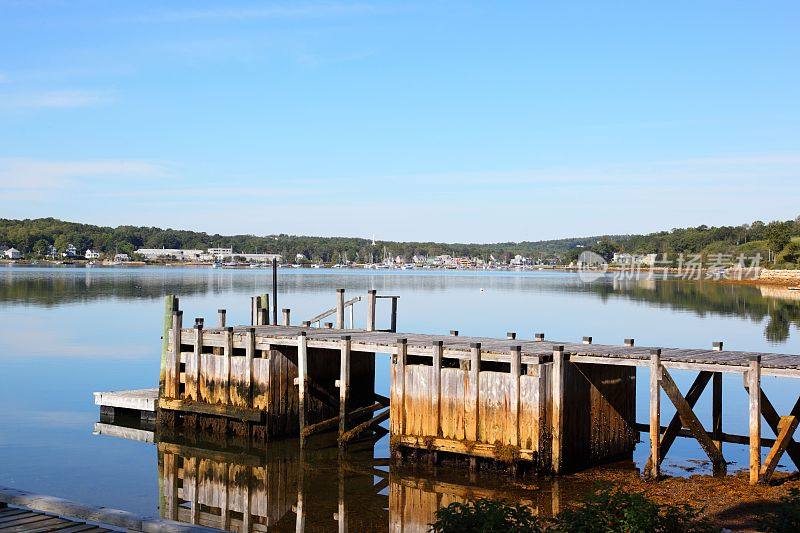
(1, 1, 798, 242)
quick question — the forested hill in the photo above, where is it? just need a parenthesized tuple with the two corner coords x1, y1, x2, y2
(1, 216, 799, 266)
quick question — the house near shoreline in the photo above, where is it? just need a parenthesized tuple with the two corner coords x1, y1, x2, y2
(85, 249, 101, 259)
(4, 247, 22, 259)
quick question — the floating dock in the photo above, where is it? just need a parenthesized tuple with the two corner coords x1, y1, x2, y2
(96, 291, 800, 485)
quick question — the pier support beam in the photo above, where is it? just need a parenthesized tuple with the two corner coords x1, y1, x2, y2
(467, 343, 481, 443)
(432, 341, 443, 438)
(338, 335, 351, 442)
(644, 371, 712, 474)
(659, 368, 726, 474)
(510, 345, 521, 447)
(713, 372, 723, 451)
(395, 338, 407, 437)
(749, 355, 762, 484)
(282, 308, 291, 326)
(390, 297, 398, 333)
(159, 295, 179, 399)
(366, 290, 377, 331)
(218, 309, 226, 328)
(336, 289, 345, 329)
(169, 310, 183, 399)
(189, 323, 203, 401)
(297, 332, 308, 447)
(648, 349, 661, 479)
(551, 345, 565, 474)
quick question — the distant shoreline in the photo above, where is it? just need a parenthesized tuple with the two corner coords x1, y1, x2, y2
(2, 259, 799, 287)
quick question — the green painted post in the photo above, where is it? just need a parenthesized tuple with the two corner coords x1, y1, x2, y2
(159, 295, 178, 399)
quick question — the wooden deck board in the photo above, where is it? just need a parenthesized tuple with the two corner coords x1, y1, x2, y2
(184, 325, 800, 375)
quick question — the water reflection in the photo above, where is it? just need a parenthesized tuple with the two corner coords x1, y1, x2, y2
(3, 268, 798, 343)
(95, 419, 579, 532)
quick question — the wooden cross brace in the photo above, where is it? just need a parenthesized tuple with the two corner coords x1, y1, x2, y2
(743, 383, 800, 483)
(647, 368, 727, 474)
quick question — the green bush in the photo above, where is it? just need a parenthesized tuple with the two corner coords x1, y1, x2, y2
(776, 241, 800, 267)
(429, 498, 544, 533)
(428, 488, 714, 533)
(553, 487, 714, 532)
(762, 488, 800, 532)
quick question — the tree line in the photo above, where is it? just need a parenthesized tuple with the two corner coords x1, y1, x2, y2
(1, 216, 799, 266)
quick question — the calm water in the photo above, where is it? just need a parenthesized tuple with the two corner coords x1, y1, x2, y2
(1, 267, 799, 530)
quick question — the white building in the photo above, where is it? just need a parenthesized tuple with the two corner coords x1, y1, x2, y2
(134, 248, 204, 261)
(85, 249, 101, 259)
(208, 247, 233, 259)
(114, 253, 130, 262)
(295, 253, 306, 262)
(4, 247, 22, 259)
(612, 253, 657, 266)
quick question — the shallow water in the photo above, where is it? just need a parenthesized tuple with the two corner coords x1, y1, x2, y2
(1, 267, 798, 529)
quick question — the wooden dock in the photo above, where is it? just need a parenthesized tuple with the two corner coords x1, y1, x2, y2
(121, 291, 800, 484)
(0, 487, 216, 532)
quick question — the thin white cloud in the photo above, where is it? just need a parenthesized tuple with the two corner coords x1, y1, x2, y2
(0, 158, 170, 190)
(149, 3, 383, 22)
(0, 90, 114, 110)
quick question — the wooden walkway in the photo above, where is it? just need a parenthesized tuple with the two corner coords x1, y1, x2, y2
(192, 325, 800, 377)
(0, 504, 115, 532)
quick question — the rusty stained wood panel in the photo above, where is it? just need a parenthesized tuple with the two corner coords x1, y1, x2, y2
(229, 356, 250, 408)
(164, 348, 180, 398)
(404, 364, 435, 437)
(478, 371, 514, 446)
(440, 367, 467, 441)
(199, 354, 227, 405)
(267, 348, 299, 437)
(184, 352, 199, 401)
(251, 356, 271, 411)
(519, 365, 551, 455)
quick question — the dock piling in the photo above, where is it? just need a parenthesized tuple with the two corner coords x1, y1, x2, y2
(749, 355, 762, 484)
(339, 335, 352, 443)
(282, 308, 291, 326)
(159, 295, 179, 399)
(169, 310, 183, 398)
(218, 309, 226, 328)
(713, 344, 723, 452)
(390, 297, 398, 333)
(432, 340, 443, 438)
(297, 332, 308, 447)
(649, 349, 661, 479)
(367, 290, 377, 331)
(551, 345, 565, 473)
(336, 289, 345, 329)
(510, 345, 521, 447)
(467, 343, 481, 442)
